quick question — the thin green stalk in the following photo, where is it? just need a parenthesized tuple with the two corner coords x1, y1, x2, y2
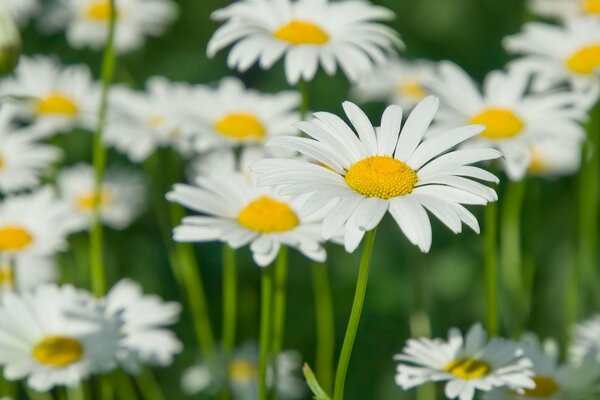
(100, 375, 114, 400)
(66, 385, 85, 400)
(136, 368, 166, 400)
(271, 247, 289, 358)
(298, 80, 309, 119)
(26, 389, 54, 400)
(333, 229, 377, 400)
(222, 244, 237, 379)
(114, 371, 139, 400)
(311, 262, 335, 396)
(259, 266, 274, 400)
(90, 0, 117, 297)
(484, 201, 499, 336)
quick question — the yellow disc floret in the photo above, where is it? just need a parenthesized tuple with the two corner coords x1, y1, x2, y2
(86, 1, 117, 21)
(470, 108, 524, 140)
(274, 20, 329, 45)
(397, 80, 428, 101)
(0, 226, 33, 252)
(229, 360, 258, 384)
(345, 156, 418, 199)
(36, 93, 79, 116)
(238, 196, 299, 233)
(566, 44, 600, 75)
(214, 113, 266, 140)
(583, 0, 600, 14)
(76, 189, 111, 211)
(33, 336, 84, 367)
(445, 358, 491, 380)
(521, 375, 559, 397)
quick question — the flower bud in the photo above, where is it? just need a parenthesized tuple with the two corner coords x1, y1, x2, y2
(0, 4, 20, 76)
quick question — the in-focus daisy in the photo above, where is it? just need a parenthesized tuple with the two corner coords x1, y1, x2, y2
(57, 163, 146, 232)
(571, 315, 600, 363)
(529, 0, 600, 20)
(102, 279, 182, 373)
(0, 0, 39, 25)
(252, 97, 501, 253)
(207, 0, 402, 84)
(167, 170, 327, 267)
(0, 255, 58, 295)
(527, 138, 582, 177)
(424, 62, 586, 181)
(185, 77, 300, 155)
(485, 334, 600, 400)
(0, 187, 77, 260)
(351, 58, 437, 109)
(0, 106, 61, 193)
(41, 0, 177, 53)
(505, 18, 600, 109)
(0, 284, 119, 391)
(0, 56, 98, 137)
(394, 324, 535, 400)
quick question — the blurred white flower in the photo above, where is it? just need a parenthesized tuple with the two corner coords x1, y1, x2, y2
(529, 0, 600, 20)
(0, 255, 58, 295)
(527, 137, 582, 177)
(207, 0, 402, 84)
(0, 0, 39, 25)
(571, 315, 600, 363)
(57, 163, 146, 232)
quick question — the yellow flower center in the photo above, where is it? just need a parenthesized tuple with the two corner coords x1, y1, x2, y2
(528, 147, 548, 174)
(148, 115, 166, 128)
(229, 360, 258, 384)
(566, 44, 600, 75)
(521, 375, 559, 397)
(345, 156, 418, 199)
(36, 93, 79, 116)
(76, 189, 111, 211)
(0, 266, 13, 285)
(583, 0, 600, 14)
(0, 156, 4, 171)
(238, 196, 299, 233)
(214, 113, 266, 140)
(397, 80, 428, 101)
(85, 1, 117, 21)
(445, 358, 492, 380)
(33, 336, 84, 367)
(274, 20, 329, 45)
(470, 108, 524, 139)
(0, 226, 33, 252)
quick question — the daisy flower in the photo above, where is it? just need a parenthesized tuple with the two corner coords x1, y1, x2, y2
(0, 0, 39, 25)
(394, 324, 535, 400)
(571, 315, 600, 363)
(102, 279, 182, 373)
(424, 62, 586, 181)
(0, 106, 62, 193)
(0, 187, 78, 260)
(56, 163, 146, 232)
(485, 334, 600, 400)
(184, 77, 300, 154)
(207, 0, 402, 84)
(167, 170, 327, 267)
(0, 255, 58, 295)
(351, 58, 437, 109)
(0, 284, 120, 391)
(252, 97, 501, 253)
(104, 77, 194, 162)
(527, 137, 582, 177)
(41, 0, 177, 53)
(0, 56, 98, 137)
(505, 18, 600, 109)
(529, 0, 600, 20)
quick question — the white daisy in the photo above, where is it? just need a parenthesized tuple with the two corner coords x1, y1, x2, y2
(56, 163, 146, 232)
(0, 284, 120, 391)
(0, 106, 61, 193)
(184, 77, 300, 154)
(424, 62, 586, 181)
(0, 187, 78, 260)
(571, 315, 600, 363)
(351, 58, 437, 109)
(102, 278, 182, 373)
(167, 170, 327, 267)
(505, 17, 600, 110)
(207, 0, 402, 84)
(104, 77, 194, 162)
(0, 0, 39, 25)
(251, 97, 501, 253)
(485, 334, 600, 400)
(394, 324, 535, 400)
(529, 0, 600, 20)
(527, 137, 582, 177)
(0, 255, 58, 295)
(0, 56, 98, 137)
(41, 0, 177, 53)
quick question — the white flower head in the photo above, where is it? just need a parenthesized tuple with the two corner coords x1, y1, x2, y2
(187, 147, 275, 183)
(571, 315, 600, 363)
(527, 137, 582, 177)
(0, 284, 120, 391)
(0, 255, 58, 295)
(103, 279, 182, 373)
(529, 0, 600, 20)
(167, 169, 328, 267)
(424, 62, 586, 181)
(394, 324, 535, 400)
(41, 0, 177, 53)
(0, 56, 99, 137)
(207, 0, 403, 84)
(0, 106, 62, 193)
(351, 58, 437, 109)
(0, 0, 39, 25)
(252, 96, 501, 253)
(57, 163, 146, 232)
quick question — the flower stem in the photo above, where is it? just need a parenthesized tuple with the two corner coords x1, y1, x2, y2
(135, 368, 166, 400)
(484, 201, 499, 336)
(333, 229, 377, 400)
(271, 246, 289, 357)
(90, 0, 117, 297)
(222, 244, 237, 384)
(259, 266, 274, 400)
(66, 385, 85, 400)
(311, 262, 335, 396)
(298, 80, 309, 119)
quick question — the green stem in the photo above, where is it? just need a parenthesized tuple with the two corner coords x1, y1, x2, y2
(222, 244, 237, 393)
(66, 385, 85, 400)
(298, 80, 309, 119)
(271, 247, 289, 357)
(311, 262, 335, 396)
(114, 371, 138, 400)
(26, 389, 54, 400)
(333, 229, 377, 400)
(259, 266, 274, 400)
(90, 0, 117, 297)
(484, 201, 499, 336)
(136, 368, 166, 400)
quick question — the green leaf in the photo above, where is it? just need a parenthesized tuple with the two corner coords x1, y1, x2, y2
(303, 363, 331, 400)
